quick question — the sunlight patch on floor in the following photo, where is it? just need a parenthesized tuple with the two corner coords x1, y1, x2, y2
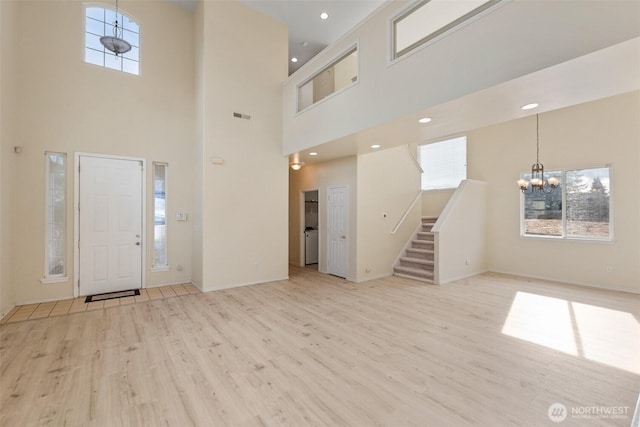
(502, 291, 640, 375)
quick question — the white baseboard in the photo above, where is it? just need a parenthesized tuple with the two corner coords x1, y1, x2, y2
(489, 269, 640, 295)
(436, 269, 489, 285)
(145, 280, 194, 289)
(1, 303, 16, 320)
(15, 295, 74, 306)
(201, 276, 289, 293)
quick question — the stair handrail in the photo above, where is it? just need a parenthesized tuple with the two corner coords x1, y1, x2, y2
(406, 144, 424, 173)
(391, 190, 422, 235)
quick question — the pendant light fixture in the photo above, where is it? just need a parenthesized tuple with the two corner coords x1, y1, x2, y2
(100, 0, 132, 57)
(517, 114, 558, 194)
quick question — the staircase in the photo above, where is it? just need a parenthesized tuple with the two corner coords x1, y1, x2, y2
(393, 216, 437, 283)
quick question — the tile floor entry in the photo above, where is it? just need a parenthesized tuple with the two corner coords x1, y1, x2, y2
(0, 284, 200, 324)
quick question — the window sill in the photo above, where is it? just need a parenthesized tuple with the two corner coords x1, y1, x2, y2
(520, 234, 614, 244)
(150, 266, 170, 272)
(40, 276, 69, 285)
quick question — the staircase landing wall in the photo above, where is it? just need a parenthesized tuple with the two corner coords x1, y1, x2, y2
(433, 180, 488, 284)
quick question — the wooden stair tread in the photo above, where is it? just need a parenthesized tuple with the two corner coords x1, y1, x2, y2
(400, 257, 434, 266)
(406, 248, 434, 254)
(393, 265, 434, 277)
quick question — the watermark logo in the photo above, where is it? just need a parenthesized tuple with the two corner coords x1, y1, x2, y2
(548, 403, 567, 423)
(547, 403, 630, 423)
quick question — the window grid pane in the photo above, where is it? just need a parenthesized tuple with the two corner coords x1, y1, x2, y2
(85, 6, 139, 76)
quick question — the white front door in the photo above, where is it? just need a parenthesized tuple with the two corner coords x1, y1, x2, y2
(79, 156, 143, 296)
(327, 186, 348, 278)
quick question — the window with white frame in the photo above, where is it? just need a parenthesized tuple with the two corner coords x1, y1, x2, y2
(521, 167, 611, 240)
(392, 0, 503, 60)
(419, 136, 467, 190)
(45, 152, 66, 279)
(85, 7, 140, 75)
(153, 163, 168, 269)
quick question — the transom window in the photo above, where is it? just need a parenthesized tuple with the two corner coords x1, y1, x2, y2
(85, 7, 140, 75)
(521, 167, 612, 241)
(392, 0, 503, 60)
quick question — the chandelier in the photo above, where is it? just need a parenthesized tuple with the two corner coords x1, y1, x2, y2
(100, 0, 132, 57)
(517, 114, 558, 194)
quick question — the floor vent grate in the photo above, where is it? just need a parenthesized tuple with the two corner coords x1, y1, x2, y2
(85, 289, 140, 303)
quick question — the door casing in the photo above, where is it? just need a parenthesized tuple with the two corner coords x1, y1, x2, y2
(73, 152, 147, 298)
(327, 185, 348, 279)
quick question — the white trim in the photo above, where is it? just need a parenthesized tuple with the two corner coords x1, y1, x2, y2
(43, 151, 68, 281)
(519, 165, 613, 242)
(295, 42, 360, 115)
(15, 295, 74, 307)
(74, 152, 147, 298)
(40, 276, 70, 285)
(83, 3, 141, 76)
(200, 276, 290, 293)
(327, 185, 349, 279)
(151, 162, 169, 270)
(488, 269, 640, 295)
(391, 191, 422, 235)
(300, 188, 320, 268)
(435, 269, 489, 285)
(149, 266, 170, 273)
(387, 0, 510, 66)
(144, 280, 192, 288)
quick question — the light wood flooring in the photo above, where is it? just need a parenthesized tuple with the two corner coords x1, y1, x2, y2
(1, 267, 638, 426)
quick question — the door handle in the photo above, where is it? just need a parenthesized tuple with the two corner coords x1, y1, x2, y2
(136, 242, 141, 246)
(340, 235, 346, 239)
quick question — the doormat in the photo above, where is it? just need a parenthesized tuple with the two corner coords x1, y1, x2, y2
(85, 289, 140, 303)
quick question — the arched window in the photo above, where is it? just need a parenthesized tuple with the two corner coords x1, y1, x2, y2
(85, 6, 140, 75)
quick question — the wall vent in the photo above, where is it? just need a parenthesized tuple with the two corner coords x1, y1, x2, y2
(233, 112, 251, 120)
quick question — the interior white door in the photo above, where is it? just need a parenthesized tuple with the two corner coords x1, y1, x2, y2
(327, 186, 348, 278)
(79, 156, 143, 296)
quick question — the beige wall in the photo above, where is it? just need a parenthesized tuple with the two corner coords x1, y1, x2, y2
(468, 92, 640, 293)
(422, 189, 455, 218)
(191, 0, 205, 288)
(0, 0, 18, 316)
(8, 0, 195, 304)
(197, 1, 289, 291)
(282, 1, 640, 155)
(289, 157, 358, 280)
(432, 180, 488, 284)
(356, 145, 422, 281)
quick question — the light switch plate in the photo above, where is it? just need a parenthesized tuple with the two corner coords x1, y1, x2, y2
(176, 212, 188, 221)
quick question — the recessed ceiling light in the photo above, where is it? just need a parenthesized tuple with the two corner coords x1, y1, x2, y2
(320, 12, 329, 20)
(371, 144, 381, 149)
(521, 103, 539, 110)
(291, 57, 298, 63)
(418, 117, 432, 124)
(309, 152, 318, 156)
